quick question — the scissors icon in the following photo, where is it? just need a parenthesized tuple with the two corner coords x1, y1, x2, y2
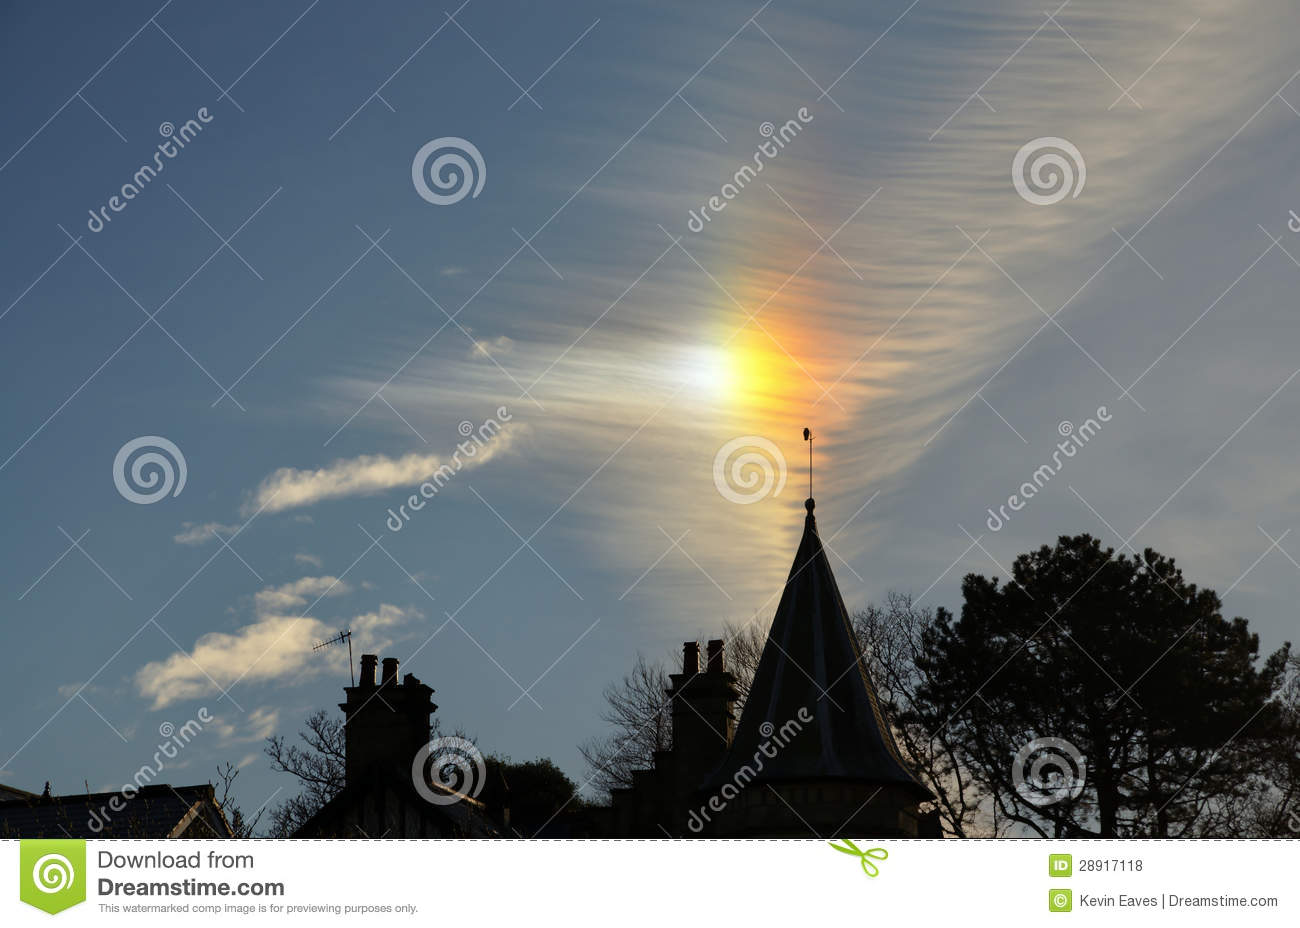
(828, 839, 888, 877)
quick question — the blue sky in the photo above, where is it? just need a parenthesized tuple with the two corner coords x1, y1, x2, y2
(3, 0, 1300, 815)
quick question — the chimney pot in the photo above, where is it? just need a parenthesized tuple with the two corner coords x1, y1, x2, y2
(707, 639, 725, 673)
(682, 641, 700, 674)
(359, 654, 378, 687)
(381, 657, 399, 685)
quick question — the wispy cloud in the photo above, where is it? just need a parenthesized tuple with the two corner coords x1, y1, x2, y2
(252, 576, 349, 615)
(174, 522, 244, 546)
(244, 427, 519, 515)
(207, 706, 281, 745)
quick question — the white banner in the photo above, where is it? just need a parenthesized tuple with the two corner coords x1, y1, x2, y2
(3, 839, 1297, 925)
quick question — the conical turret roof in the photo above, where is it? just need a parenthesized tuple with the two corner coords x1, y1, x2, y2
(705, 498, 929, 797)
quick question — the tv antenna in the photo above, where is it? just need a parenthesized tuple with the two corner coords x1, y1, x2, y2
(313, 629, 354, 686)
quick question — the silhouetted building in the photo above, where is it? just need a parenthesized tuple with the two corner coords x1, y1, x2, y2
(294, 654, 498, 837)
(0, 783, 231, 838)
(606, 497, 940, 837)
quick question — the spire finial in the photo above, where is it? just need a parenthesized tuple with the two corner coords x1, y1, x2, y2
(803, 427, 814, 503)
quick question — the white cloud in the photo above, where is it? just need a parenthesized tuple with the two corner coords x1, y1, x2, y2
(293, 552, 323, 568)
(252, 576, 349, 615)
(245, 426, 518, 514)
(134, 573, 412, 709)
(206, 706, 281, 745)
(174, 522, 243, 546)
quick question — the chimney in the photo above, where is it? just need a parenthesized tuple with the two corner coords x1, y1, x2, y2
(666, 636, 739, 809)
(706, 639, 725, 673)
(340, 655, 437, 786)
(359, 654, 378, 687)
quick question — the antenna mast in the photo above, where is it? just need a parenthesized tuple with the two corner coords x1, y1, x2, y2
(312, 629, 355, 686)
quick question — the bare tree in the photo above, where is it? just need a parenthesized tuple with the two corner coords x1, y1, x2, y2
(721, 616, 768, 704)
(578, 654, 672, 796)
(263, 710, 346, 837)
(213, 762, 265, 837)
(1238, 654, 1300, 836)
(852, 592, 986, 837)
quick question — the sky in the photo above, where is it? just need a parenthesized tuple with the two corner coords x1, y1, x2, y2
(2, 0, 1300, 818)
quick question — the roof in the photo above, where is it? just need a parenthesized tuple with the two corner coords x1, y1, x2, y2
(0, 783, 39, 802)
(705, 498, 930, 798)
(0, 784, 233, 838)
